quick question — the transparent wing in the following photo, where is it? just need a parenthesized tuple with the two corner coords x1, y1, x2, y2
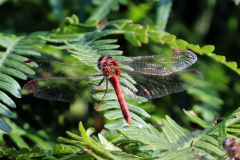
(22, 76, 96, 102)
(19, 59, 100, 79)
(120, 50, 197, 76)
(20, 51, 201, 102)
(121, 69, 203, 100)
(19, 59, 102, 102)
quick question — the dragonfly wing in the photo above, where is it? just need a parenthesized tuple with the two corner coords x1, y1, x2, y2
(120, 50, 198, 76)
(20, 59, 102, 102)
(22, 77, 93, 102)
(19, 60, 100, 79)
(121, 69, 203, 100)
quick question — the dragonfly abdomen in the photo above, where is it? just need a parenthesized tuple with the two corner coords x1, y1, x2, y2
(109, 76, 131, 125)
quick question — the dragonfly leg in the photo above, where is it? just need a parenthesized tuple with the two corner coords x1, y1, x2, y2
(89, 78, 104, 86)
(93, 74, 103, 77)
(95, 80, 109, 111)
(101, 79, 109, 100)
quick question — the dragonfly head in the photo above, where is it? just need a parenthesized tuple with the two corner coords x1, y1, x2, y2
(97, 56, 115, 70)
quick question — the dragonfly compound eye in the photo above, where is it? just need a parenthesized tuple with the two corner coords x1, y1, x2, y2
(97, 56, 110, 70)
(113, 60, 119, 66)
(97, 56, 104, 70)
(97, 56, 115, 70)
(103, 61, 110, 66)
(107, 56, 114, 60)
(116, 68, 122, 74)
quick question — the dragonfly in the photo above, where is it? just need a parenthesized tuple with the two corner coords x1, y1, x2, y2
(22, 50, 203, 125)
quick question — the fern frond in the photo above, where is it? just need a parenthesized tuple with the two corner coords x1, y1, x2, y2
(58, 118, 228, 159)
(0, 116, 53, 151)
(60, 122, 144, 159)
(0, 33, 44, 132)
(0, 144, 82, 159)
(187, 44, 240, 75)
(185, 107, 240, 143)
(117, 115, 226, 159)
(116, 23, 240, 75)
(184, 107, 240, 159)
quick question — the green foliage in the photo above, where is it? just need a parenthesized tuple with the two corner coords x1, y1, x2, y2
(4, 110, 240, 159)
(0, 1, 240, 160)
(0, 33, 44, 132)
(156, 0, 173, 30)
(86, 0, 128, 24)
(58, 109, 240, 160)
(49, 0, 64, 20)
(123, 26, 240, 75)
(0, 144, 82, 159)
(54, 107, 240, 159)
(0, 117, 53, 150)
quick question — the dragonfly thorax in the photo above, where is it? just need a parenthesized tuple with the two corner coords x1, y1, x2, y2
(97, 56, 122, 78)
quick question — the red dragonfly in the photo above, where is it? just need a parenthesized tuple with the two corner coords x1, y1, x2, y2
(22, 50, 203, 125)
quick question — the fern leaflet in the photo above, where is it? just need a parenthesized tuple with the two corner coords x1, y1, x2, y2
(0, 33, 44, 132)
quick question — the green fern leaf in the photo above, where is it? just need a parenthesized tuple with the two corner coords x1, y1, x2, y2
(0, 144, 82, 159)
(1, 117, 52, 150)
(0, 33, 44, 132)
(98, 133, 122, 151)
(185, 107, 240, 155)
(154, 148, 198, 159)
(123, 25, 149, 46)
(99, 101, 150, 117)
(114, 23, 240, 76)
(183, 109, 212, 128)
(200, 45, 215, 55)
(0, 118, 10, 133)
(59, 117, 231, 159)
(104, 110, 150, 128)
(210, 107, 240, 145)
(116, 115, 225, 159)
(60, 122, 146, 159)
